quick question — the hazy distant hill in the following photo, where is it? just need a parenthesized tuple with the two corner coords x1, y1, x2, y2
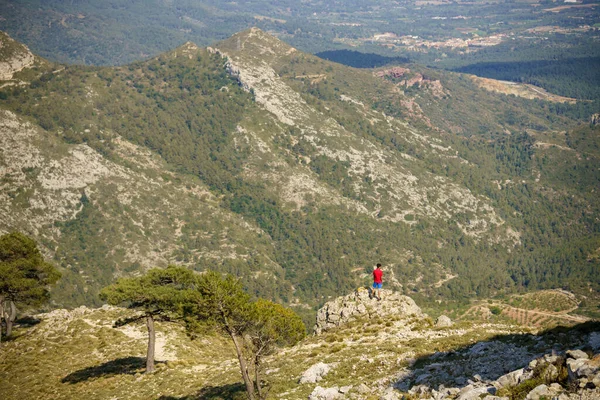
(0, 29, 598, 321)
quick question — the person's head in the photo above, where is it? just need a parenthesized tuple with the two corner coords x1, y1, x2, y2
(376, 263, 381, 269)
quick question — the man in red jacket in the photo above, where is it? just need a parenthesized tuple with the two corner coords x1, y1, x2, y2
(373, 263, 383, 300)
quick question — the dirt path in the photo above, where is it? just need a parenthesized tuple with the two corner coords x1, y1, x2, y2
(501, 305, 588, 327)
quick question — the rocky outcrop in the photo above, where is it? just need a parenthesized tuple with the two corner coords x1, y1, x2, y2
(314, 288, 423, 334)
(308, 386, 345, 400)
(0, 32, 35, 81)
(395, 347, 600, 400)
(435, 315, 453, 328)
(299, 362, 333, 384)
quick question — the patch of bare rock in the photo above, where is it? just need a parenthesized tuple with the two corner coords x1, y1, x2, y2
(0, 32, 35, 80)
(305, 290, 599, 400)
(392, 345, 600, 400)
(313, 288, 423, 334)
(300, 362, 334, 384)
(305, 347, 600, 400)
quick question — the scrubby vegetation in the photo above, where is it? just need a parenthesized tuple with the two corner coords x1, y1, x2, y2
(0, 232, 61, 343)
(1, 32, 598, 323)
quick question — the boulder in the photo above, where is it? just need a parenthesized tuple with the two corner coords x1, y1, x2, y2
(435, 315, 453, 328)
(314, 288, 423, 334)
(339, 385, 352, 394)
(456, 385, 495, 400)
(540, 363, 560, 381)
(379, 387, 401, 400)
(566, 350, 589, 360)
(299, 363, 332, 384)
(567, 358, 598, 381)
(495, 369, 526, 389)
(357, 383, 370, 394)
(308, 386, 342, 400)
(525, 383, 563, 400)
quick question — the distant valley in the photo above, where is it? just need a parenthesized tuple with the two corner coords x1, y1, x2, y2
(1, 5, 599, 398)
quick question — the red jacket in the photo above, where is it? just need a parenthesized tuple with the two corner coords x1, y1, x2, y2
(373, 268, 383, 284)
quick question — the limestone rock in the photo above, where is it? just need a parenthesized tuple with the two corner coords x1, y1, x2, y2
(299, 362, 333, 384)
(0, 32, 35, 81)
(435, 315, 453, 328)
(357, 383, 370, 394)
(456, 385, 495, 400)
(567, 357, 599, 381)
(495, 369, 526, 389)
(339, 386, 352, 394)
(314, 288, 423, 334)
(309, 386, 342, 400)
(379, 387, 401, 400)
(566, 349, 589, 360)
(525, 383, 563, 400)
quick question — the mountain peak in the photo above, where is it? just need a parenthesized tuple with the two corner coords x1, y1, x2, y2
(216, 27, 296, 58)
(162, 41, 201, 59)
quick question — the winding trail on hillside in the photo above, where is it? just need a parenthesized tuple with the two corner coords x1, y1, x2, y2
(501, 304, 588, 326)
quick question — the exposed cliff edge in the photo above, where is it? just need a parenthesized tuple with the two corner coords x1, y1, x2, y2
(0, 32, 35, 81)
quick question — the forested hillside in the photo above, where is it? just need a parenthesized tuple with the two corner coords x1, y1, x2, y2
(0, 29, 598, 322)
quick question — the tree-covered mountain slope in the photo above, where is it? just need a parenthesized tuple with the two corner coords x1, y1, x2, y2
(0, 29, 598, 318)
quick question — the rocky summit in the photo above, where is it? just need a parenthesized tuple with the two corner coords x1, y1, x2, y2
(314, 288, 423, 334)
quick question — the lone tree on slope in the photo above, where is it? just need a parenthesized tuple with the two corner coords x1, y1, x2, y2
(248, 298, 305, 398)
(184, 271, 305, 400)
(100, 265, 196, 373)
(0, 232, 61, 344)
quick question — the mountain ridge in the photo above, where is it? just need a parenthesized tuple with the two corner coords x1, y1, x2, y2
(0, 29, 598, 319)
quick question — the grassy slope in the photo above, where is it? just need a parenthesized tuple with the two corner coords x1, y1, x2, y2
(1, 291, 598, 400)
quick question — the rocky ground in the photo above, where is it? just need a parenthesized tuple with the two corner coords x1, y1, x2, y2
(0, 289, 598, 400)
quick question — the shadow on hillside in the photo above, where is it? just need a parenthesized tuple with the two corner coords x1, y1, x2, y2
(62, 357, 165, 384)
(394, 320, 600, 392)
(157, 382, 246, 400)
(16, 315, 42, 328)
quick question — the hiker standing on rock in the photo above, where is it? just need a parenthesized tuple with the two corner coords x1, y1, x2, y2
(373, 263, 383, 300)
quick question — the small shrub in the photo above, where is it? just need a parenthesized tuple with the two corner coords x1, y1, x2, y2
(330, 344, 345, 353)
(490, 306, 502, 315)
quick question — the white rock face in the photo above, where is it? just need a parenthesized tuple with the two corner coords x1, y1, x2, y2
(314, 288, 423, 334)
(435, 315, 453, 328)
(566, 349, 589, 360)
(0, 110, 114, 233)
(0, 32, 35, 80)
(308, 386, 343, 400)
(0, 109, 265, 275)
(299, 362, 333, 384)
(495, 368, 526, 389)
(456, 385, 495, 400)
(216, 28, 514, 244)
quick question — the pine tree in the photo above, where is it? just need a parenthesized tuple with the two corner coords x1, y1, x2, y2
(0, 232, 61, 344)
(99, 265, 196, 373)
